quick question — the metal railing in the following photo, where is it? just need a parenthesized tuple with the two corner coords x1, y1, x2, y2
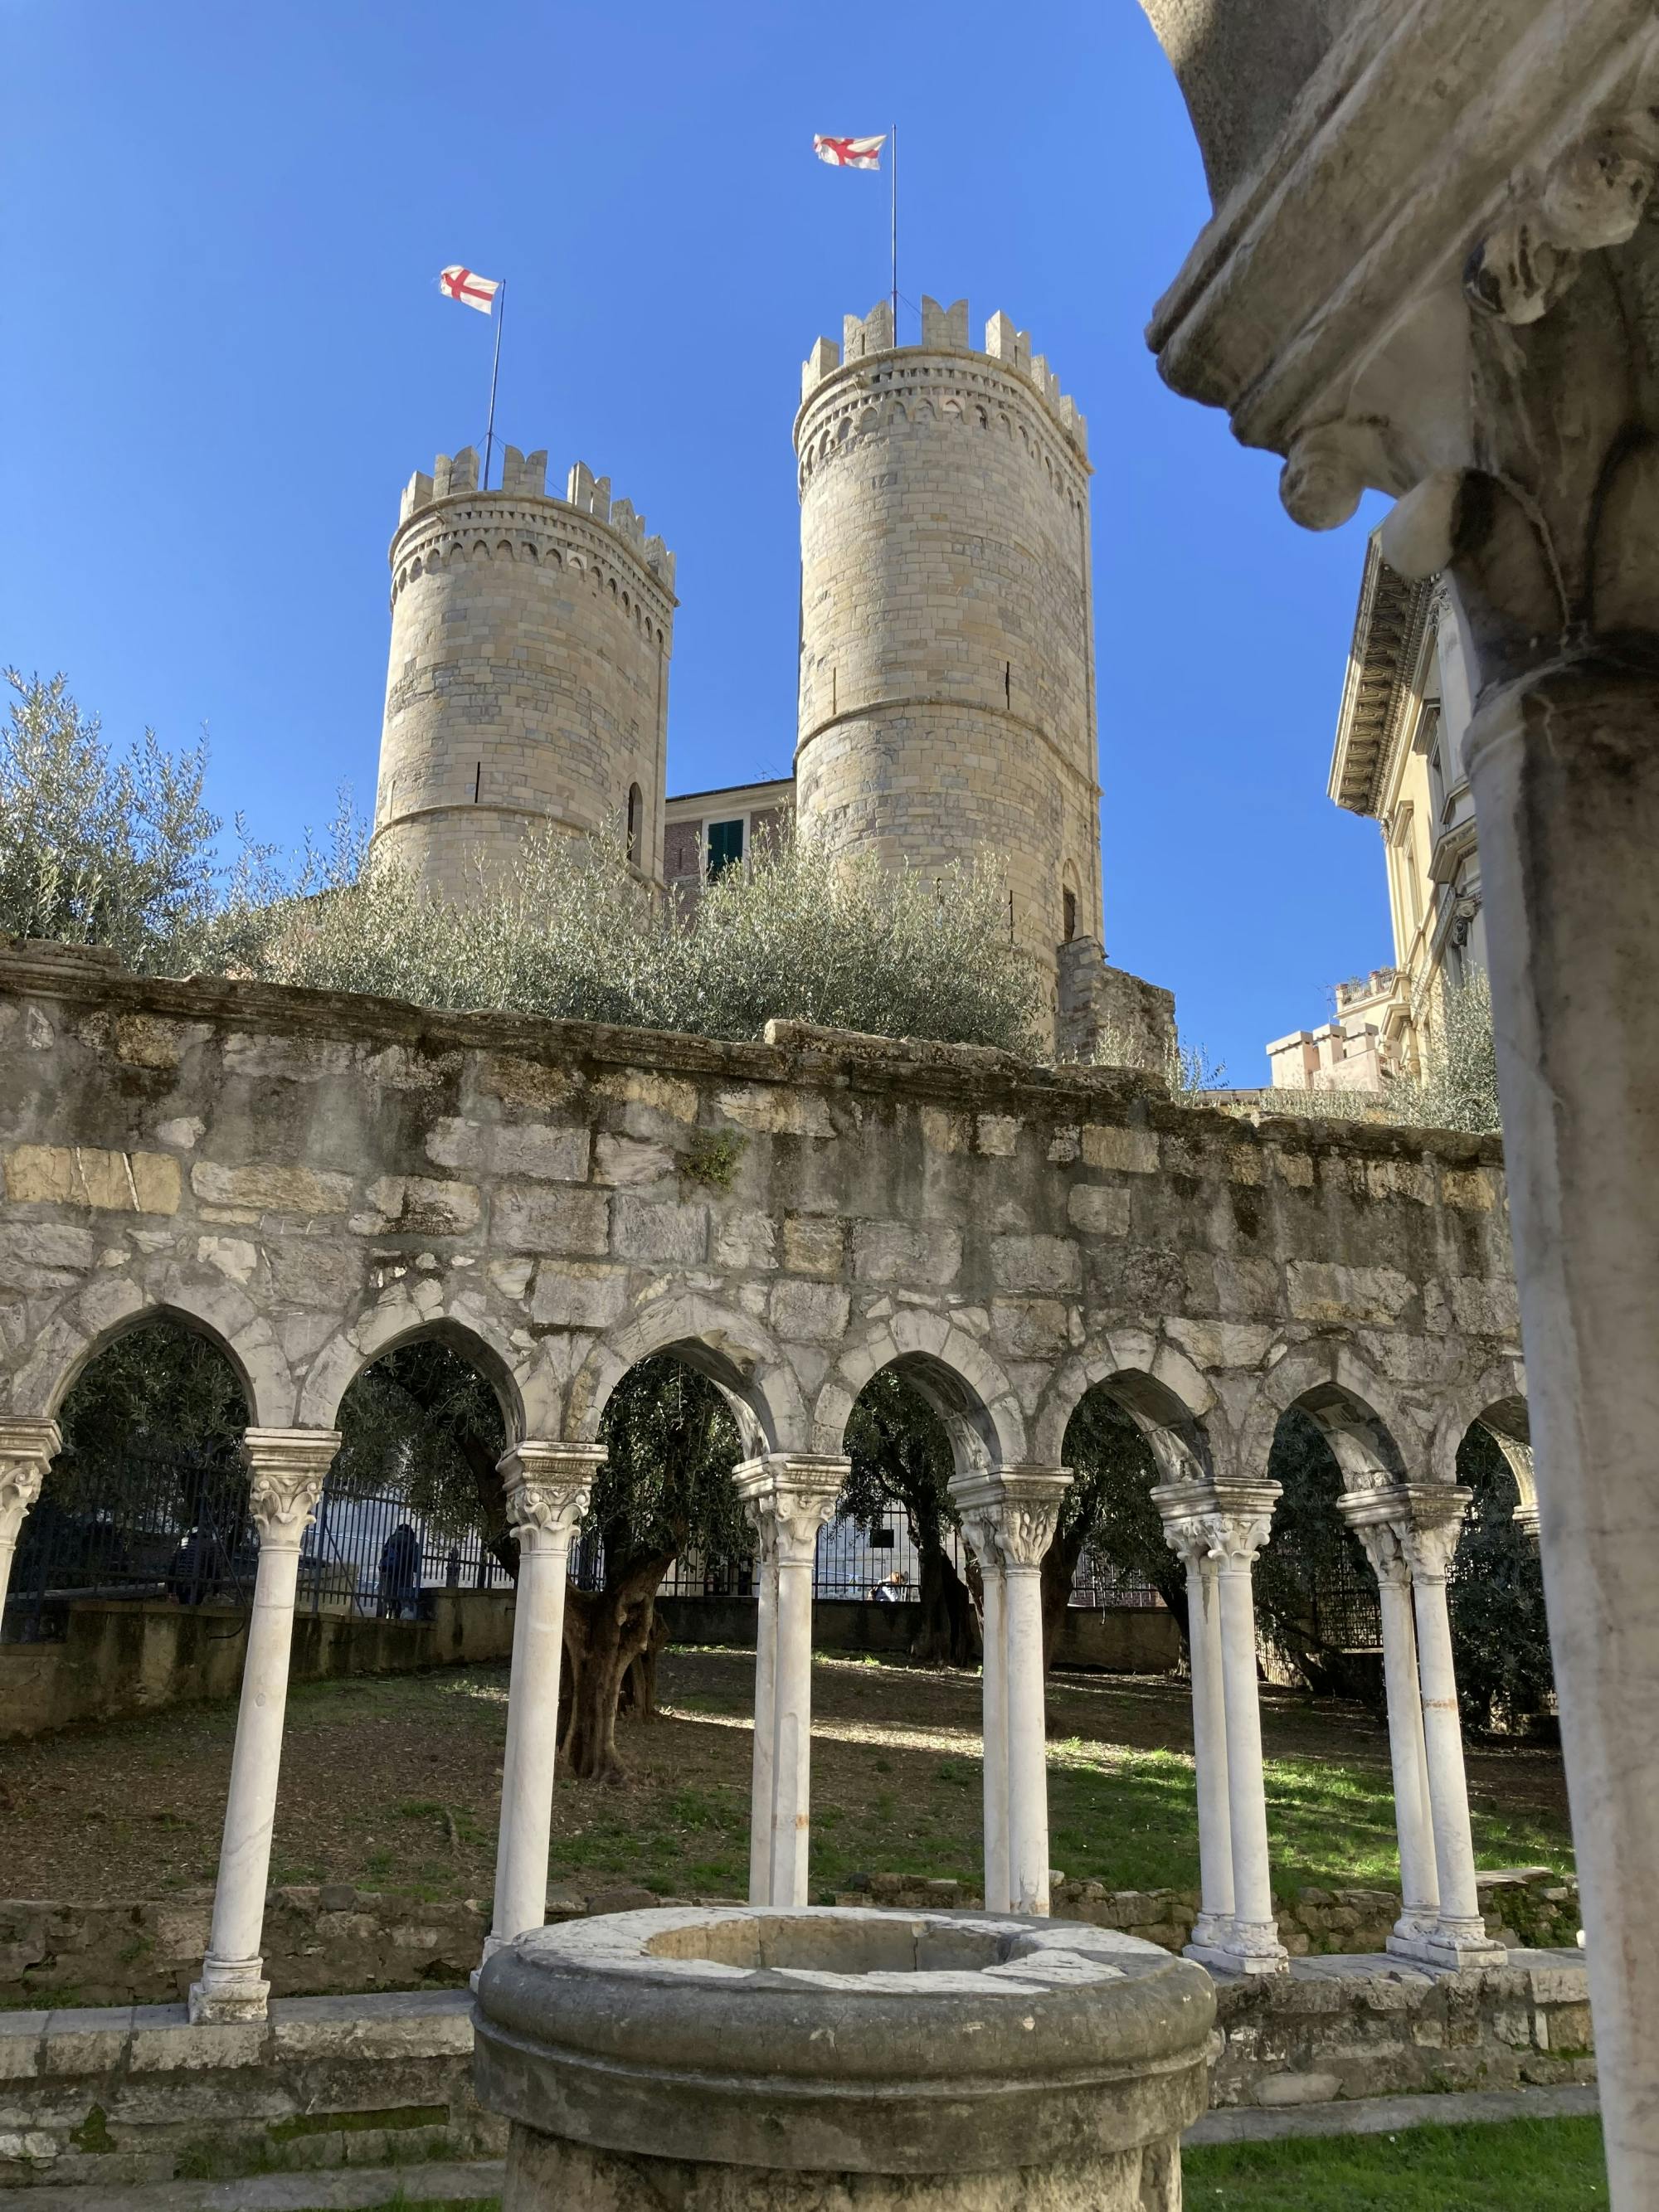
(2, 1441, 257, 1643)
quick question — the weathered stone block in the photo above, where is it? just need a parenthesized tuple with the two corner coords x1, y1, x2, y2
(610, 1197, 708, 1265)
(492, 1186, 609, 1256)
(770, 1281, 851, 1342)
(1069, 1184, 1130, 1236)
(989, 1234, 1082, 1292)
(1080, 1125, 1159, 1174)
(7, 1145, 181, 1215)
(191, 1161, 351, 1215)
(851, 1219, 962, 1285)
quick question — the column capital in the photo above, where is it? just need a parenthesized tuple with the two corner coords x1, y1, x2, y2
(241, 1427, 341, 1546)
(1339, 1483, 1471, 1584)
(951, 1466, 1073, 1571)
(499, 1441, 605, 1548)
(735, 1453, 848, 1563)
(1153, 1478, 1281, 1570)
(0, 1417, 61, 1528)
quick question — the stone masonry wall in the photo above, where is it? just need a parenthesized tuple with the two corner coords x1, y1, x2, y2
(794, 300, 1102, 1000)
(0, 940, 1522, 1502)
(372, 449, 675, 902)
(0, 1870, 1578, 2015)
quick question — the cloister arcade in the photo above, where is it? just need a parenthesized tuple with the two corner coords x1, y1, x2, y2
(0, 946, 1534, 2022)
(0, 1282, 1535, 2020)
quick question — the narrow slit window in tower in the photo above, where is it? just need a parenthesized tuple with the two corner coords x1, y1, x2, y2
(626, 782, 644, 866)
(1063, 887, 1078, 943)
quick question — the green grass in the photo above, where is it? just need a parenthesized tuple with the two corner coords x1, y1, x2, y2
(1185, 2116, 1608, 2207)
(348, 2118, 1606, 2212)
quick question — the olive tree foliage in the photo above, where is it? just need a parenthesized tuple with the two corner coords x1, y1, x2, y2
(0, 673, 221, 970)
(332, 1340, 513, 1575)
(1389, 968, 1501, 1135)
(1052, 1392, 1190, 1666)
(2, 671, 1045, 1057)
(1448, 1423, 1555, 1733)
(562, 1356, 748, 1784)
(245, 825, 1044, 1057)
(1251, 1411, 1381, 1699)
(839, 1369, 980, 1666)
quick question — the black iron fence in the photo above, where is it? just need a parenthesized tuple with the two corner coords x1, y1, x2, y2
(3, 1441, 257, 1644)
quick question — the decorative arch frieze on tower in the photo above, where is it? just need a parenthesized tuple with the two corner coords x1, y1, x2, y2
(372, 446, 677, 902)
(792, 299, 1104, 1013)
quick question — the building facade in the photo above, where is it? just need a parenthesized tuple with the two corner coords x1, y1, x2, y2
(1266, 538, 1485, 1091)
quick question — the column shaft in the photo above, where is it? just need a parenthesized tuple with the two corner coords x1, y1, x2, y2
(1004, 1563, 1051, 1914)
(1411, 1566, 1490, 1944)
(1185, 1553, 1234, 1946)
(483, 1445, 602, 1968)
(1377, 1573, 1439, 1937)
(979, 1560, 1010, 1913)
(1214, 1559, 1281, 1960)
(191, 1429, 339, 2023)
(770, 1548, 816, 1907)
(1467, 663, 1659, 2186)
(489, 1534, 575, 1946)
(748, 1530, 779, 1906)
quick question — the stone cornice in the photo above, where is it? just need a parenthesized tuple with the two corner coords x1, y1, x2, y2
(1328, 539, 1435, 819)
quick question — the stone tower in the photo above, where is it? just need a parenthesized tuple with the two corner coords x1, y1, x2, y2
(372, 445, 677, 900)
(793, 298, 1102, 995)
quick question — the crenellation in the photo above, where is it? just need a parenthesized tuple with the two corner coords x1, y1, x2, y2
(432, 448, 479, 500)
(499, 446, 549, 497)
(921, 294, 971, 350)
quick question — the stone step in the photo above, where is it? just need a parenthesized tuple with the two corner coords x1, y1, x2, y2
(0, 2156, 505, 2210)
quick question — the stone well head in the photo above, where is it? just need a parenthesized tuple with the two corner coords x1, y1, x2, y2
(474, 1904, 1214, 2208)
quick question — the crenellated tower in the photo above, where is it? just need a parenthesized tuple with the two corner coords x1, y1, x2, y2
(793, 299, 1102, 1000)
(372, 445, 677, 901)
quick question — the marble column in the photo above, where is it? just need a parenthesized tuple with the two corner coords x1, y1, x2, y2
(0, 1419, 61, 1624)
(953, 1468, 1071, 1918)
(1175, 1483, 1287, 1975)
(1153, 1485, 1233, 1953)
(958, 1511, 1011, 1913)
(742, 1456, 847, 1908)
(735, 1464, 781, 1907)
(1391, 1486, 1505, 1969)
(1338, 1491, 1439, 1946)
(482, 1443, 605, 1970)
(190, 1428, 341, 2024)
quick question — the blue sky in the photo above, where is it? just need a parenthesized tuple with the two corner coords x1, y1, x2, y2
(2, 0, 1389, 1080)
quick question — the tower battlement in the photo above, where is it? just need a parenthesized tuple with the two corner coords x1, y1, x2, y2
(397, 447, 675, 589)
(799, 298, 1087, 456)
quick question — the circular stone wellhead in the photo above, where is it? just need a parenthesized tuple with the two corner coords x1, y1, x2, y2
(474, 1905, 1215, 2209)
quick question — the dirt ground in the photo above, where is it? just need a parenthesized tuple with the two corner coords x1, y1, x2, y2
(0, 1648, 1573, 1905)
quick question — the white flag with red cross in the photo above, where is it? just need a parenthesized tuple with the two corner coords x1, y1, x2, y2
(813, 133, 885, 170)
(439, 265, 500, 314)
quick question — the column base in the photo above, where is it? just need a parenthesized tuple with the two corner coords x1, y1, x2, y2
(187, 1956, 270, 2024)
(1386, 1924, 1507, 1971)
(1188, 1911, 1233, 1950)
(1185, 1920, 1289, 1976)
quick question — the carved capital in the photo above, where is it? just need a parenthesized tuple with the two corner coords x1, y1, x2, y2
(1341, 1481, 1470, 1584)
(735, 1454, 848, 1567)
(1396, 1485, 1472, 1585)
(0, 1418, 61, 1539)
(500, 1441, 605, 1552)
(242, 1428, 342, 1546)
(949, 1466, 1073, 1573)
(1153, 1477, 1281, 1571)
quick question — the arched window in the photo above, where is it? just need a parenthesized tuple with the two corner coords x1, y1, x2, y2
(626, 782, 644, 867)
(1063, 887, 1078, 943)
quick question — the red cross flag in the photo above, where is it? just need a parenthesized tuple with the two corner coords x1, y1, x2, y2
(813, 133, 885, 170)
(439, 265, 500, 314)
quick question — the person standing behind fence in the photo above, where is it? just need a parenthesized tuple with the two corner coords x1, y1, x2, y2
(378, 1523, 422, 1620)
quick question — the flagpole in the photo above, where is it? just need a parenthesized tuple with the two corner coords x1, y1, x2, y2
(889, 124, 898, 343)
(484, 280, 505, 490)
